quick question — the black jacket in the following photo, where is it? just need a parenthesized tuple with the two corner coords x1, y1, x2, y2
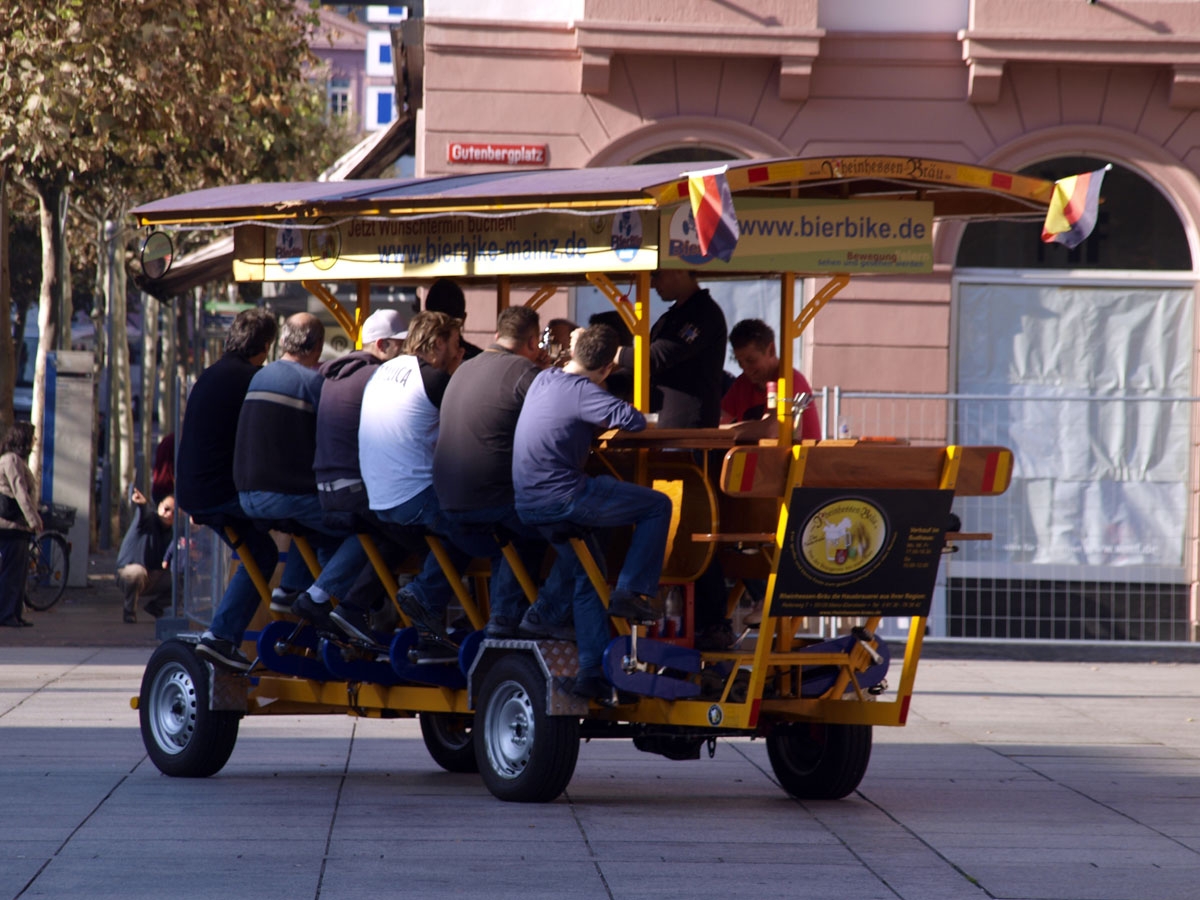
(314, 350, 382, 484)
(174, 353, 260, 514)
(617, 287, 728, 428)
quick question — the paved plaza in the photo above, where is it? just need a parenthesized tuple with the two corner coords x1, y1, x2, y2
(2, 629, 1198, 900)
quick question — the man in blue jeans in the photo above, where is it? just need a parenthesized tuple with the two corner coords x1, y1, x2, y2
(513, 323, 673, 699)
(359, 311, 469, 654)
(431, 304, 573, 641)
(234, 313, 368, 631)
(179, 309, 289, 672)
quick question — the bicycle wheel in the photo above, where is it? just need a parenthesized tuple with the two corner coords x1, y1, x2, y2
(25, 531, 69, 611)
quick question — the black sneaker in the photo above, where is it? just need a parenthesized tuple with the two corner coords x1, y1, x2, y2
(270, 589, 301, 614)
(518, 608, 576, 641)
(329, 604, 377, 645)
(196, 634, 253, 673)
(396, 588, 448, 640)
(694, 621, 736, 651)
(570, 671, 613, 701)
(485, 615, 521, 639)
(607, 590, 662, 624)
(291, 592, 333, 629)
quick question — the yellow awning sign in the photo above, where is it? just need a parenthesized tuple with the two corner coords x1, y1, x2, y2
(231, 210, 660, 281)
(657, 198, 934, 274)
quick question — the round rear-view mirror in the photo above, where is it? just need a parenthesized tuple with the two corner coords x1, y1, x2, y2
(141, 231, 174, 280)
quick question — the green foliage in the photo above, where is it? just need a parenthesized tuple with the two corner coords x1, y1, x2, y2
(0, 0, 349, 207)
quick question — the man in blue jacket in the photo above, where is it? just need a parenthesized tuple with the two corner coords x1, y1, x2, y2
(514, 323, 672, 699)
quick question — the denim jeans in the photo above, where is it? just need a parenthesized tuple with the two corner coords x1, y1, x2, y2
(518, 475, 672, 672)
(375, 486, 470, 617)
(194, 496, 283, 645)
(239, 490, 367, 602)
(443, 503, 573, 627)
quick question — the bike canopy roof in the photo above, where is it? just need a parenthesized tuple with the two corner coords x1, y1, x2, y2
(131, 156, 1055, 284)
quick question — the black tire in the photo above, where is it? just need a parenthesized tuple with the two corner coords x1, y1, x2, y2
(139, 639, 240, 778)
(766, 723, 872, 800)
(473, 653, 580, 803)
(24, 531, 69, 611)
(419, 712, 479, 773)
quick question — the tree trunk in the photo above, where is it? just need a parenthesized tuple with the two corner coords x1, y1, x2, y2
(140, 291, 159, 489)
(105, 219, 133, 536)
(91, 219, 109, 549)
(0, 167, 14, 436)
(31, 179, 66, 488)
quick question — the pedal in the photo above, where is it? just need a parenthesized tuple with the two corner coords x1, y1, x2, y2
(388, 627, 467, 688)
(319, 637, 407, 685)
(602, 635, 702, 700)
(257, 620, 332, 681)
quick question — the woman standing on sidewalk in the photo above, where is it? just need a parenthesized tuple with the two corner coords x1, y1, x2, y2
(0, 422, 43, 627)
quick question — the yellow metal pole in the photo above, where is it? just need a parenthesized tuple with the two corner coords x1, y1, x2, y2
(779, 273, 795, 444)
(301, 280, 359, 342)
(357, 534, 404, 622)
(354, 281, 371, 349)
(425, 536, 486, 631)
(633, 270, 651, 413)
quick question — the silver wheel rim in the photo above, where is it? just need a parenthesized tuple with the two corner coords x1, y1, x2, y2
(147, 661, 198, 756)
(484, 681, 534, 780)
(429, 714, 472, 751)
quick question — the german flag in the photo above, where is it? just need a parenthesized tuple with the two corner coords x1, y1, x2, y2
(686, 166, 740, 262)
(1041, 166, 1109, 250)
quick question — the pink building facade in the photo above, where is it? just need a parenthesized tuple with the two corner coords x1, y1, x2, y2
(407, 0, 1200, 640)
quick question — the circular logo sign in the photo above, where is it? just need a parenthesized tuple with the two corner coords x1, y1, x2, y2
(667, 205, 716, 265)
(275, 223, 301, 273)
(796, 498, 888, 580)
(307, 217, 341, 271)
(610, 211, 643, 262)
(707, 704, 723, 726)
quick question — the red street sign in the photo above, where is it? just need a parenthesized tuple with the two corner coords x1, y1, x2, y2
(447, 142, 548, 166)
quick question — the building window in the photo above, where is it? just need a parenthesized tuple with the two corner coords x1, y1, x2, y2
(366, 31, 394, 77)
(328, 77, 351, 118)
(956, 157, 1191, 271)
(366, 86, 397, 130)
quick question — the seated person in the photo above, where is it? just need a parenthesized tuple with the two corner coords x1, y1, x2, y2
(722, 318, 821, 440)
(359, 311, 470, 651)
(116, 487, 175, 623)
(513, 323, 672, 699)
(425, 279, 483, 361)
(542, 317, 578, 366)
(234, 313, 368, 628)
(432, 305, 574, 641)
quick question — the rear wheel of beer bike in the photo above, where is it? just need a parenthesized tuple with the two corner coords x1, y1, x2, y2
(474, 653, 579, 802)
(420, 712, 478, 773)
(139, 640, 241, 778)
(766, 723, 872, 800)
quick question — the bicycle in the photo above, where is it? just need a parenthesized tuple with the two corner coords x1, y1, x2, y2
(24, 504, 74, 612)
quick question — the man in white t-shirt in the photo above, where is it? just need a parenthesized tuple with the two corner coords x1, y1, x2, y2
(358, 310, 466, 650)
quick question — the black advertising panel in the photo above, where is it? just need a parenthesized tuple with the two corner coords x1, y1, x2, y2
(770, 488, 955, 618)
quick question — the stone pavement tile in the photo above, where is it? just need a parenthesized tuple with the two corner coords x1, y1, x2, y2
(600, 860, 896, 900)
(18, 853, 319, 900)
(966, 860, 1199, 900)
(585, 840, 849, 865)
(0, 858, 45, 900)
(326, 836, 595, 862)
(318, 856, 610, 900)
(851, 864, 989, 900)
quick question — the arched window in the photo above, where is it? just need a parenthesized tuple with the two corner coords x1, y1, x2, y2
(632, 146, 738, 166)
(956, 156, 1190, 270)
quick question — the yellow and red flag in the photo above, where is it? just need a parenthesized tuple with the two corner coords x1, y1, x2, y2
(686, 165, 740, 262)
(1041, 165, 1109, 250)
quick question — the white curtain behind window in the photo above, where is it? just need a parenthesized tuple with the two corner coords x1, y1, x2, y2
(955, 280, 1193, 575)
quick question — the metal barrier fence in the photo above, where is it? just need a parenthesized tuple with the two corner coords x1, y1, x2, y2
(827, 389, 1197, 643)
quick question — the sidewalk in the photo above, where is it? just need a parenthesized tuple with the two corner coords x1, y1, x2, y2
(1, 547, 161, 650)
